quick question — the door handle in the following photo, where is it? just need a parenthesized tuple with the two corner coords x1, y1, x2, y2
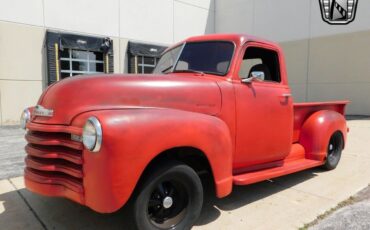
(282, 93, 291, 97)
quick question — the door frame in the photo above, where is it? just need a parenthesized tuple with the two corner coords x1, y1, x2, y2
(231, 41, 293, 171)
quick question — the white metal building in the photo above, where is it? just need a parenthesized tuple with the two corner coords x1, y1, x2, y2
(0, 0, 369, 125)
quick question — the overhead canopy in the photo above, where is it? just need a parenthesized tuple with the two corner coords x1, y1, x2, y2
(46, 31, 113, 54)
(128, 41, 167, 58)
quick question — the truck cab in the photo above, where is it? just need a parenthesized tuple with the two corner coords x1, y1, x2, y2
(21, 34, 348, 230)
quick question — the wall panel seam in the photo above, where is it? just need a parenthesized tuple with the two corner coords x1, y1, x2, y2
(305, 0, 313, 102)
(0, 19, 44, 29)
(0, 79, 42, 82)
(174, 0, 215, 11)
(0, 89, 2, 125)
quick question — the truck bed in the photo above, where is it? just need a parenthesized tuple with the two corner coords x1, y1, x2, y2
(233, 101, 349, 185)
(293, 101, 349, 143)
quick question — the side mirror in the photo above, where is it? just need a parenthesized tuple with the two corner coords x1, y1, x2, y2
(242, 71, 265, 83)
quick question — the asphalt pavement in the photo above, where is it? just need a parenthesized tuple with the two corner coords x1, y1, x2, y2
(0, 126, 26, 179)
(309, 185, 370, 230)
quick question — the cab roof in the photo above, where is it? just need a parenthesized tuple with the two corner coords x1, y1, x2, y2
(183, 33, 279, 47)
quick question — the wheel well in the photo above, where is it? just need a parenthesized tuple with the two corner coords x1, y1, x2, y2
(144, 147, 212, 176)
(135, 147, 215, 195)
(332, 130, 345, 149)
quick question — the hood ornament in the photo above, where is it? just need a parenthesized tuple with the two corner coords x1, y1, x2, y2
(33, 105, 54, 117)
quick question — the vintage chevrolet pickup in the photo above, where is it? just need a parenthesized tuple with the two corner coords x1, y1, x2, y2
(21, 34, 348, 229)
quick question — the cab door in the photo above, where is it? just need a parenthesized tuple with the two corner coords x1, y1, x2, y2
(233, 42, 293, 171)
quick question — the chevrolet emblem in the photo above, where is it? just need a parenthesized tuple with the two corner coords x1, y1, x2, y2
(33, 105, 54, 117)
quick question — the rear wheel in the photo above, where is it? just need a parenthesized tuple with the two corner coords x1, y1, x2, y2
(133, 161, 203, 230)
(323, 131, 344, 170)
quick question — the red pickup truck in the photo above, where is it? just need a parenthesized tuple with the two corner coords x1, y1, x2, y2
(21, 34, 348, 229)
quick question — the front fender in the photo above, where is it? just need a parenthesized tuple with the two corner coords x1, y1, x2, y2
(72, 108, 233, 213)
(299, 110, 347, 161)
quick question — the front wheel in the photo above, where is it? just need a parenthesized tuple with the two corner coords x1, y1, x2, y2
(323, 131, 344, 170)
(133, 162, 203, 230)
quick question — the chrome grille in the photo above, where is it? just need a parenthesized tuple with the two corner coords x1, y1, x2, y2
(25, 130, 84, 193)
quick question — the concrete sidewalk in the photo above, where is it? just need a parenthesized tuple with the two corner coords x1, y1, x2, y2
(0, 118, 369, 229)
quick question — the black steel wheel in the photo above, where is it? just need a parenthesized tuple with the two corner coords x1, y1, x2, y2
(148, 180, 188, 228)
(133, 161, 203, 230)
(323, 131, 344, 170)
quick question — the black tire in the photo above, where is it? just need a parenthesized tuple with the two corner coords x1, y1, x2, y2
(133, 161, 203, 230)
(323, 131, 344, 170)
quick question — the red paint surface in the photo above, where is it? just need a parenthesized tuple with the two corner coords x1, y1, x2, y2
(23, 34, 348, 213)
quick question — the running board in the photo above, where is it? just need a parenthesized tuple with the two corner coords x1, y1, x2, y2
(233, 158, 323, 185)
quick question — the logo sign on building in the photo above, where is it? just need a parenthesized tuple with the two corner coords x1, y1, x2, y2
(319, 0, 358, 25)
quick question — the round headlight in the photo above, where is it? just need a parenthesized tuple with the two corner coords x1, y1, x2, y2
(20, 109, 31, 129)
(82, 117, 102, 152)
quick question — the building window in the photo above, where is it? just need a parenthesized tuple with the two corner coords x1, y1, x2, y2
(46, 31, 113, 85)
(137, 56, 158, 74)
(60, 49, 104, 78)
(127, 42, 167, 74)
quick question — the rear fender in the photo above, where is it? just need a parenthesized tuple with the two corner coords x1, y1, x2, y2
(299, 110, 347, 161)
(73, 108, 233, 213)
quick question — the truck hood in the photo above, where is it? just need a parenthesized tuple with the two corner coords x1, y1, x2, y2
(31, 74, 222, 125)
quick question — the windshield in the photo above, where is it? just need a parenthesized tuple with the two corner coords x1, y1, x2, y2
(153, 41, 234, 76)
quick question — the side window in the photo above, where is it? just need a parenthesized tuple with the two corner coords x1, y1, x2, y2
(239, 47, 280, 82)
(239, 58, 262, 78)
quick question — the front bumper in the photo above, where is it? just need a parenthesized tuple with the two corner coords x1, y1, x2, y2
(24, 168, 84, 204)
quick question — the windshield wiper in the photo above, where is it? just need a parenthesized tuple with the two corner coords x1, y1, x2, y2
(161, 65, 173, 74)
(172, 69, 205, 75)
